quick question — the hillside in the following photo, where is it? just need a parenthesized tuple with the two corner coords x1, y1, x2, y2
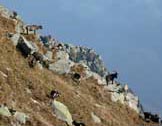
(0, 4, 157, 126)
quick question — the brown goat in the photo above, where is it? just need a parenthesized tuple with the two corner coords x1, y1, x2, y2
(25, 25, 43, 35)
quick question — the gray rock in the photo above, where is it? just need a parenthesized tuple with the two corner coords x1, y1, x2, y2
(64, 44, 108, 77)
(18, 36, 38, 54)
(45, 51, 53, 60)
(52, 100, 73, 126)
(0, 105, 11, 117)
(55, 51, 69, 61)
(49, 60, 73, 74)
(105, 83, 144, 115)
(91, 112, 101, 124)
(15, 20, 24, 34)
(10, 33, 20, 46)
(14, 112, 29, 124)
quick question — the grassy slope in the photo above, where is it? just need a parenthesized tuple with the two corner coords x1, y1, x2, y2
(0, 14, 148, 126)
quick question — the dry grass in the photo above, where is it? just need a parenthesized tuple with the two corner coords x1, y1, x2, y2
(0, 14, 154, 126)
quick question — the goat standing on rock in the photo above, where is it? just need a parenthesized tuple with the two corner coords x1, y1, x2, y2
(106, 71, 118, 85)
(25, 25, 43, 35)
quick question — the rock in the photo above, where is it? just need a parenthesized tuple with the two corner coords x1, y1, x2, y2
(55, 51, 69, 61)
(51, 100, 73, 126)
(106, 83, 123, 93)
(111, 92, 125, 104)
(125, 92, 141, 113)
(36, 62, 43, 70)
(10, 33, 20, 46)
(49, 60, 73, 74)
(91, 72, 107, 85)
(14, 112, 29, 124)
(0, 105, 11, 117)
(91, 112, 101, 124)
(45, 51, 53, 60)
(16, 36, 38, 57)
(64, 44, 108, 77)
(21, 36, 38, 54)
(15, 20, 24, 34)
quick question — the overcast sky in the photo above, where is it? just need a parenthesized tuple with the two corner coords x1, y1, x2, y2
(0, 0, 162, 114)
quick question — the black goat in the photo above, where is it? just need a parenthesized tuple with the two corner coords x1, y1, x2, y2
(72, 73, 81, 84)
(144, 112, 152, 122)
(106, 72, 118, 85)
(28, 55, 37, 68)
(28, 52, 44, 68)
(72, 120, 85, 126)
(50, 90, 60, 100)
(32, 52, 43, 63)
(144, 112, 160, 123)
(10, 11, 18, 19)
(151, 114, 160, 123)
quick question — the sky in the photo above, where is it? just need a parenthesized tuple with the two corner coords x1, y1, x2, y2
(0, 0, 162, 114)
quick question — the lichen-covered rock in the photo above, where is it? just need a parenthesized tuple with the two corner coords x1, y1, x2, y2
(51, 100, 73, 126)
(0, 105, 11, 117)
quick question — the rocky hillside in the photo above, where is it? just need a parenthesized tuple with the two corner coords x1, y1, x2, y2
(0, 4, 157, 126)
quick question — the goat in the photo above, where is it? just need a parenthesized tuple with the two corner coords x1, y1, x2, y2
(151, 114, 160, 123)
(144, 112, 160, 123)
(144, 112, 152, 122)
(27, 52, 44, 68)
(72, 120, 85, 126)
(32, 52, 43, 63)
(50, 90, 60, 100)
(72, 73, 81, 84)
(25, 25, 43, 35)
(10, 11, 18, 19)
(106, 71, 118, 85)
(28, 55, 37, 68)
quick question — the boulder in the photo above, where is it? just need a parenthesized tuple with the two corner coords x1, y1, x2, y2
(15, 20, 24, 34)
(55, 51, 69, 61)
(16, 36, 38, 57)
(125, 92, 140, 113)
(91, 112, 101, 124)
(10, 33, 20, 46)
(0, 105, 11, 117)
(51, 100, 73, 126)
(14, 111, 29, 124)
(49, 60, 73, 74)
(45, 51, 53, 60)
